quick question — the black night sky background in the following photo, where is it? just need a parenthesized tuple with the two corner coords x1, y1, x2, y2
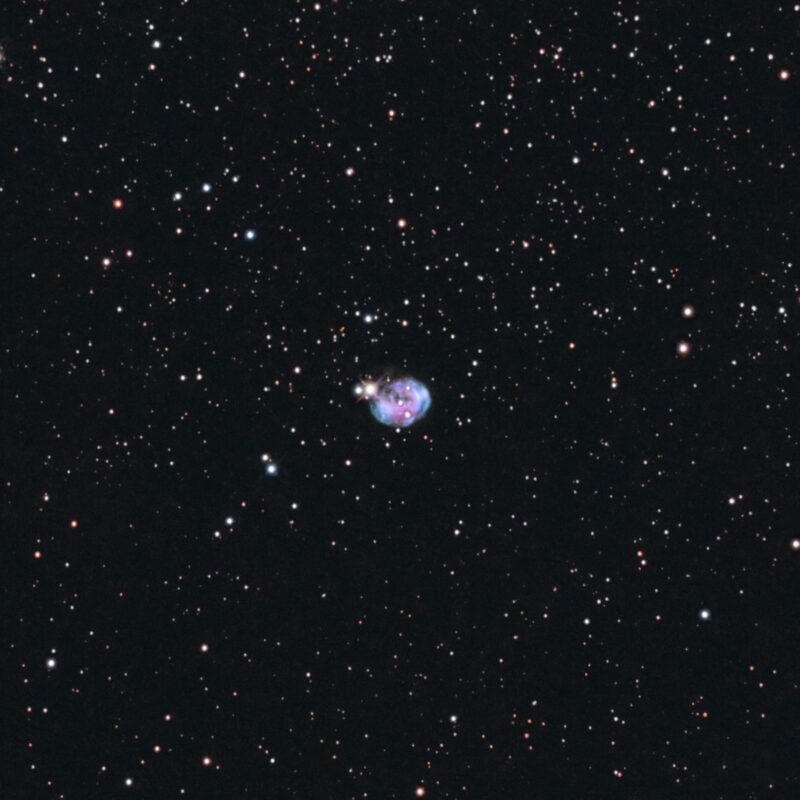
(4, 1, 800, 798)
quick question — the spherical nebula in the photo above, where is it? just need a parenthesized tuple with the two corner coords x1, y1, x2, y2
(369, 377, 431, 428)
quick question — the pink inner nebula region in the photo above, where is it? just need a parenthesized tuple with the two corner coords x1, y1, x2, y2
(369, 377, 431, 428)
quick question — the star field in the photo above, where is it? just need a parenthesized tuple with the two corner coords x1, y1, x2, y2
(4, 2, 800, 798)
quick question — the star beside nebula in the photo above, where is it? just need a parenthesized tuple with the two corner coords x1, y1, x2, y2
(353, 379, 379, 399)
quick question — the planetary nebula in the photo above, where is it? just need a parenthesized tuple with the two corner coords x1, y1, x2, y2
(369, 376, 431, 428)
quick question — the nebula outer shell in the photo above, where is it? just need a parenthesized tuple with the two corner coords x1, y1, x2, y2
(369, 378, 431, 427)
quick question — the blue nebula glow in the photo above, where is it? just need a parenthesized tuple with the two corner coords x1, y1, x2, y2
(368, 376, 431, 428)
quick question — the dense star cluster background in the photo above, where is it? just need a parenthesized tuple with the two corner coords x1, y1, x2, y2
(4, 1, 800, 797)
